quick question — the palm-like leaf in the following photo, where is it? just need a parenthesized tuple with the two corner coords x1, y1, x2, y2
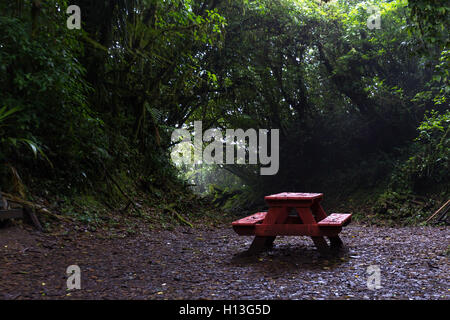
(0, 106, 52, 167)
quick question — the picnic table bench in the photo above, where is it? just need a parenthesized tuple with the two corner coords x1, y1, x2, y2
(232, 192, 351, 254)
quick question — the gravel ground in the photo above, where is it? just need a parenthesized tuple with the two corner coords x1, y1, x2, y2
(0, 223, 448, 300)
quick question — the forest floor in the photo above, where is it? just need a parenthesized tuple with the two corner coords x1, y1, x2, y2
(0, 221, 449, 300)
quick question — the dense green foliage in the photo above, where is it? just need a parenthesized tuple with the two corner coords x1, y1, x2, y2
(180, 0, 449, 220)
(0, 0, 224, 196)
(0, 0, 448, 224)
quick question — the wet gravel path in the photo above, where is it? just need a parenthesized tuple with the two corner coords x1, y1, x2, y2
(0, 224, 448, 299)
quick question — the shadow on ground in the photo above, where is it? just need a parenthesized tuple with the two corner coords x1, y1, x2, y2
(229, 242, 349, 273)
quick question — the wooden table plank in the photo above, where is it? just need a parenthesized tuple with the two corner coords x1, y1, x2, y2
(254, 224, 341, 237)
(232, 212, 267, 226)
(265, 192, 323, 200)
(317, 213, 352, 227)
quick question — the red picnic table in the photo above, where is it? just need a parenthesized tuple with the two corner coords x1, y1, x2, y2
(232, 192, 351, 254)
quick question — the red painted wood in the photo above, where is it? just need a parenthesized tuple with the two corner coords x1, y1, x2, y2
(264, 200, 317, 208)
(295, 207, 317, 224)
(231, 192, 351, 253)
(311, 200, 327, 221)
(273, 206, 290, 224)
(254, 224, 341, 237)
(284, 216, 302, 224)
(232, 225, 257, 236)
(262, 206, 289, 225)
(232, 212, 267, 226)
(317, 213, 352, 227)
(264, 192, 323, 200)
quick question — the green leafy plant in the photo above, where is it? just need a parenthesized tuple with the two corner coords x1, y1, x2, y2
(0, 106, 50, 164)
(406, 110, 450, 189)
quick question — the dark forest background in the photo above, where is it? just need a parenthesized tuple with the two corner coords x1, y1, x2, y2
(0, 0, 448, 228)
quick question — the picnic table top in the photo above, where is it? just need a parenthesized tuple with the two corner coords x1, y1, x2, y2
(264, 192, 323, 201)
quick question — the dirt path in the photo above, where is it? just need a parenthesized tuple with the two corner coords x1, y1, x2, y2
(0, 223, 448, 300)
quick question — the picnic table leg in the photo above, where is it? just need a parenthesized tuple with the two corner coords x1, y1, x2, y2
(248, 236, 274, 254)
(295, 207, 331, 254)
(263, 206, 291, 249)
(328, 235, 345, 251)
(311, 236, 329, 254)
(246, 206, 289, 253)
(261, 236, 276, 248)
(311, 200, 327, 221)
